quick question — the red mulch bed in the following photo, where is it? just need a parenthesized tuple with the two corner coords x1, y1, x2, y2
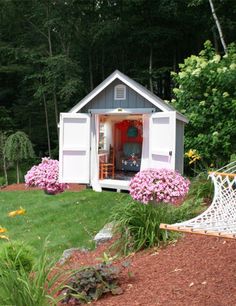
(2, 184, 236, 305)
(60, 235, 236, 306)
(0, 183, 86, 192)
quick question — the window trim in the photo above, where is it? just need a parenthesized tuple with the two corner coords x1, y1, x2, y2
(114, 84, 126, 100)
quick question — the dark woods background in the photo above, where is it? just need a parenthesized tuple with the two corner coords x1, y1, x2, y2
(0, 0, 235, 156)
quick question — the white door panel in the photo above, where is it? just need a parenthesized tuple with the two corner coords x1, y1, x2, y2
(149, 112, 176, 169)
(59, 113, 90, 183)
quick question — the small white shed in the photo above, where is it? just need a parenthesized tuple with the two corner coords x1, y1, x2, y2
(59, 70, 188, 191)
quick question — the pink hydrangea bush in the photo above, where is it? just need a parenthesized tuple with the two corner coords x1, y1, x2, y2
(129, 168, 190, 204)
(25, 157, 68, 194)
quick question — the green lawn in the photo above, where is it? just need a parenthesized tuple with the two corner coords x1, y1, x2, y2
(0, 189, 130, 259)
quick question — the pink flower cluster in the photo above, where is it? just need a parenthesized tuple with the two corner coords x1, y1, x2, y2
(25, 157, 68, 194)
(129, 168, 190, 204)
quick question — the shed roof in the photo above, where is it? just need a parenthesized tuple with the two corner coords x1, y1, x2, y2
(69, 70, 188, 123)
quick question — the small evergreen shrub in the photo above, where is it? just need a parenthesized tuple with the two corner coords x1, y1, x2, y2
(61, 263, 121, 304)
(129, 168, 190, 204)
(0, 240, 35, 273)
(25, 157, 68, 194)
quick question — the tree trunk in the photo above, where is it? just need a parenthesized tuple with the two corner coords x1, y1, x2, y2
(173, 49, 177, 72)
(208, 0, 227, 54)
(42, 87, 51, 157)
(3, 154, 8, 186)
(48, 33, 59, 137)
(16, 160, 19, 184)
(47, 23, 53, 56)
(53, 86, 59, 137)
(101, 47, 105, 80)
(149, 46, 153, 93)
(212, 28, 219, 52)
(89, 52, 94, 91)
(47, 4, 59, 137)
(0, 132, 8, 185)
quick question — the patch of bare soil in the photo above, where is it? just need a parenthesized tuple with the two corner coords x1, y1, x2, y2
(0, 183, 86, 192)
(62, 235, 236, 306)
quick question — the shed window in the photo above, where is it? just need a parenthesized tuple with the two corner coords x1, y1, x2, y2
(114, 84, 126, 100)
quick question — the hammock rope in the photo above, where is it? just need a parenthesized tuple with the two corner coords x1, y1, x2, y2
(160, 160, 236, 239)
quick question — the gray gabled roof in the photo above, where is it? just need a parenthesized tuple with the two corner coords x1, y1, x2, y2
(69, 70, 188, 123)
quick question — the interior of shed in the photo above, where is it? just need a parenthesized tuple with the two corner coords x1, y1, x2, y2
(98, 114, 143, 180)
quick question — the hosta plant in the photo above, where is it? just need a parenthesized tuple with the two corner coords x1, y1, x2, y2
(129, 168, 190, 204)
(25, 157, 68, 194)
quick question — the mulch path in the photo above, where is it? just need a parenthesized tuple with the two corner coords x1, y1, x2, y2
(63, 235, 236, 306)
(2, 184, 236, 305)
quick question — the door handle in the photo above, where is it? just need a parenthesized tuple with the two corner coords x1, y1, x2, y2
(169, 151, 172, 156)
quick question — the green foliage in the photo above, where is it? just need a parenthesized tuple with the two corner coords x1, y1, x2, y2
(0, 106, 14, 131)
(0, 176, 5, 186)
(0, 240, 35, 273)
(230, 154, 236, 162)
(0, 240, 64, 306)
(61, 263, 121, 304)
(111, 201, 199, 255)
(111, 177, 210, 255)
(4, 131, 35, 162)
(187, 173, 214, 201)
(4, 131, 35, 183)
(1, 0, 236, 157)
(0, 190, 130, 258)
(172, 41, 236, 166)
(0, 131, 8, 184)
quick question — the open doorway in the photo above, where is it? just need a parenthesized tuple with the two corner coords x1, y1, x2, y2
(98, 114, 143, 181)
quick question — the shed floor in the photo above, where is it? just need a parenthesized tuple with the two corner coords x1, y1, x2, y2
(99, 179, 130, 192)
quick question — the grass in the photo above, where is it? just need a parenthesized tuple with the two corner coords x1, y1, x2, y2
(0, 189, 130, 259)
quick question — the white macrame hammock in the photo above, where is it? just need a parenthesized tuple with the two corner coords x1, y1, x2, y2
(160, 161, 236, 239)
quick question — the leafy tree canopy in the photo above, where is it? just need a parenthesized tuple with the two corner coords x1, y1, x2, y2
(4, 131, 35, 162)
(172, 41, 236, 165)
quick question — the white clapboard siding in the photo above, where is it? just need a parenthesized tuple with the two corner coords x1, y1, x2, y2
(59, 113, 90, 183)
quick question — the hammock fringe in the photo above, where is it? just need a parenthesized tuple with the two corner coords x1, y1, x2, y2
(160, 161, 236, 239)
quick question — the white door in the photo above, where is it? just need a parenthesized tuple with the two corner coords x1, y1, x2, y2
(59, 113, 90, 183)
(149, 111, 176, 169)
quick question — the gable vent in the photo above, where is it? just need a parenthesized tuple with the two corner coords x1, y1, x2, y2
(114, 84, 126, 100)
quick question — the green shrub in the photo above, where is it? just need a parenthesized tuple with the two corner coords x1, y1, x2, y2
(0, 176, 5, 186)
(110, 174, 213, 255)
(0, 240, 64, 306)
(111, 202, 174, 255)
(0, 240, 35, 273)
(61, 263, 121, 304)
(111, 198, 204, 255)
(230, 154, 236, 162)
(188, 173, 214, 201)
(172, 41, 236, 165)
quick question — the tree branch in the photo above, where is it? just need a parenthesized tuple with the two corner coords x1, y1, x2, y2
(208, 0, 227, 54)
